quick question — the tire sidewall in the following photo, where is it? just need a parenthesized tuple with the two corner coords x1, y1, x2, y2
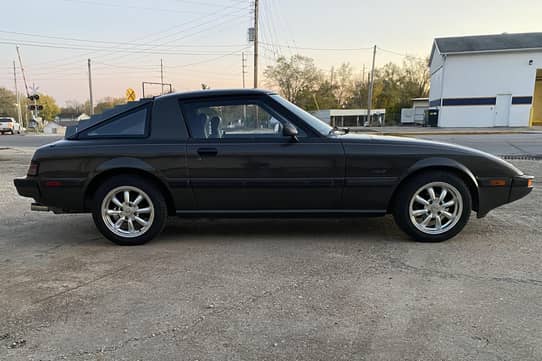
(92, 176, 167, 245)
(393, 172, 472, 242)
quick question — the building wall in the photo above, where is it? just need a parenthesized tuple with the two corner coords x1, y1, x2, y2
(429, 46, 444, 75)
(533, 76, 542, 125)
(429, 65, 444, 106)
(429, 50, 542, 127)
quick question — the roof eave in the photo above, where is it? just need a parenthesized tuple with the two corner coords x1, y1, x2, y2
(439, 47, 542, 57)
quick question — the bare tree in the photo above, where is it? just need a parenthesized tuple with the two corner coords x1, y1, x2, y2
(264, 55, 322, 104)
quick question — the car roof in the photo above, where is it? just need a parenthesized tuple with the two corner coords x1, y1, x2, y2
(155, 88, 276, 101)
(66, 89, 277, 139)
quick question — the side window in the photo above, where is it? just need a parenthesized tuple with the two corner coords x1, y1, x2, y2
(83, 107, 148, 137)
(181, 100, 304, 140)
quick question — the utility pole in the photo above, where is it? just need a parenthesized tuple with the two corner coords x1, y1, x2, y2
(242, 52, 247, 88)
(13, 61, 22, 126)
(367, 45, 376, 126)
(160, 58, 164, 95)
(16, 46, 30, 98)
(253, 0, 259, 88)
(88, 59, 94, 116)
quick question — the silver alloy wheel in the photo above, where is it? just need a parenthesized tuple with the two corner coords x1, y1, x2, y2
(101, 186, 155, 238)
(408, 181, 463, 235)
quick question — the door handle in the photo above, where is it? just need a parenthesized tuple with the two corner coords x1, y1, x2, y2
(197, 148, 218, 157)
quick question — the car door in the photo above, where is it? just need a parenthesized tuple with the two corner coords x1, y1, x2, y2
(181, 96, 345, 211)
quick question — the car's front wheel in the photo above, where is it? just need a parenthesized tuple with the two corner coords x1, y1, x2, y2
(393, 171, 472, 242)
(92, 176, 167, 245)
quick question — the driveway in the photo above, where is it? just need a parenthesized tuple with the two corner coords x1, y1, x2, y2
(1, 145, 541, 360)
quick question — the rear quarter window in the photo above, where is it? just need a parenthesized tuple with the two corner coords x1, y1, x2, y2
(81, 107, 149, 138)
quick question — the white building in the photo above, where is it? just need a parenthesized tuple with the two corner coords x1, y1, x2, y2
(312, 109, 386, 127)
(429, 32, 542, 127)
(43, 121, 66, 135)
(401, 98, 429, 125)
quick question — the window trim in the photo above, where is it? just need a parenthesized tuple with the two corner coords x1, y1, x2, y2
(77, 104, 151, 140)
(179, 96, 309, 142)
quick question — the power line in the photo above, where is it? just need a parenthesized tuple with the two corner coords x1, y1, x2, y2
(18, 1, 249, 69)
(0, 39, 247, 55)
(259, 41, 373, 51)
(0, 30, 246, 49)
(376, 46, 426, 60)
(85, 5, 250, 65)
(57, 0, 246, 15)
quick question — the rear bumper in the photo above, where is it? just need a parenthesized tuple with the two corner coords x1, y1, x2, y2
(14, 177, 40, 200)
(14, 176, 87, 212)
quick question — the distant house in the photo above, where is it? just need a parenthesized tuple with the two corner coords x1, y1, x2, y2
(56, 113, 88, 128)
(77, 113, 90, 121)
(429, 32, 542, 127)
(43, 121, 66, 135)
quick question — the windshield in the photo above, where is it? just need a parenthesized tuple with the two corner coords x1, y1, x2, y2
(270, 95, 333, 136)
(0, 118, 13, 122)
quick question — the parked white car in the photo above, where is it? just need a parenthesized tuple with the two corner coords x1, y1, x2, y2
(0, 117, 23, 135)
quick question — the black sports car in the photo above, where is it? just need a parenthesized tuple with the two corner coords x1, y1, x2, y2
(14, 89, 533, 245)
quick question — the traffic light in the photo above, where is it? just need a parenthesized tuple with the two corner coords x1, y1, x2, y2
(27, 105, 44, 111)
(27, 94, 40, 101)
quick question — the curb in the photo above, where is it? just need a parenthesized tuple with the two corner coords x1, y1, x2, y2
(359, 131, 540, 136)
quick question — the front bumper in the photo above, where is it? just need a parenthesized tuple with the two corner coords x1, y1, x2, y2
(14, 177, 40, 200)
(509, 174, 534, 203)
(477, 174, 534, 217)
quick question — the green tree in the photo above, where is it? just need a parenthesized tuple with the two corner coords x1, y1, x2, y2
(36, 93, 60, 121)
(0, 87, 17, 118)
(297, 79, 338, 111)
(264, 55, 322, 104)
(94, 97, 126, 114)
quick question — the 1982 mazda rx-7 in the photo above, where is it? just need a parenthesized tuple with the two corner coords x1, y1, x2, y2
(14, 89, 533, 245)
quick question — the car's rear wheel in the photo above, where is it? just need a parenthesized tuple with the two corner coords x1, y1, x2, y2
(393, 171, 472, 242)
(92, 176, 167, 245)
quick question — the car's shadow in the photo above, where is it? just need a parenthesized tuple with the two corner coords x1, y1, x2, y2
(158, 215, 408, 244)
(3, 214, 413, 250)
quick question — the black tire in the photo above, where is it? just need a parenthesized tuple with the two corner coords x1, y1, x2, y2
(392, 171, 472, 242)
(92, 175, 168, 245)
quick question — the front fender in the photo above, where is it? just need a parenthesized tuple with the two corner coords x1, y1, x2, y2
(405, 157, 478, 188)
(387, 157, 480, 213)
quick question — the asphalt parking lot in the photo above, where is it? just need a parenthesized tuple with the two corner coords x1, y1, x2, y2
(1, 140, 541, 360)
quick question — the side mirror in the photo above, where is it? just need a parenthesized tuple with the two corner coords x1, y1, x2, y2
(283, 122, 299, 141)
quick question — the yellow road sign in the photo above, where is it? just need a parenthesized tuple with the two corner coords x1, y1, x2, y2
(126, 88, 136, 102)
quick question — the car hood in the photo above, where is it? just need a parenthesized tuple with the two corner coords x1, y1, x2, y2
(338, 133, 523, 176)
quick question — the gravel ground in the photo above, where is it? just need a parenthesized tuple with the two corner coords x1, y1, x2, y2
(0, 147, 541, 361)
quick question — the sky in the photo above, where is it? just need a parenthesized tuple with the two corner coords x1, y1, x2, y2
(0, 0, 541, 106)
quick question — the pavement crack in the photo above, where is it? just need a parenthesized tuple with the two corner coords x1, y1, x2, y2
(50, 277, 305, 359)
(390, 258, 542, 287)
(32, 264, 132, 306)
